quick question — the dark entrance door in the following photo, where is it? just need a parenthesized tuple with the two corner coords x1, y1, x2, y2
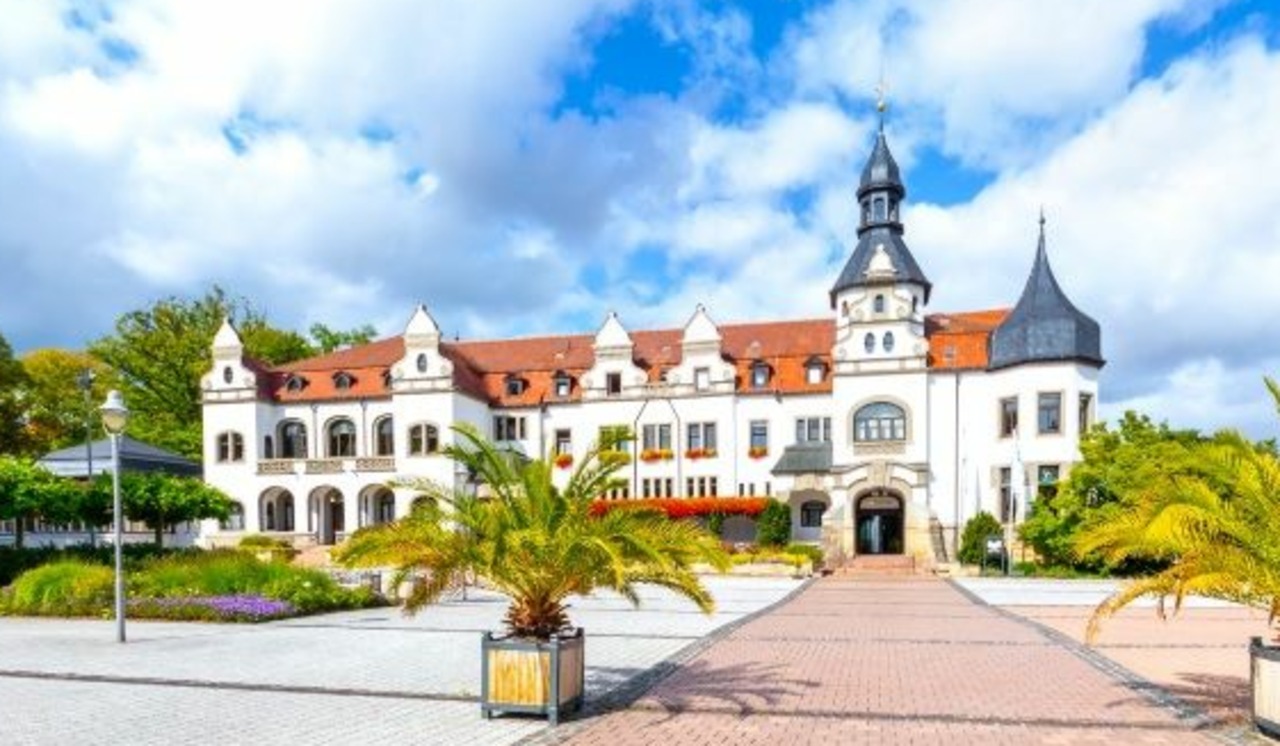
(856, 492, 903, 555)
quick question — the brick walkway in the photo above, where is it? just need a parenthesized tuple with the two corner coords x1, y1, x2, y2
(561, 576, 1216, 745)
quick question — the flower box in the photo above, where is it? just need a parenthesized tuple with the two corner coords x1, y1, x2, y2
(747, 446, 768, 459)
(554, 453, 574, 470)
(481, 628, 585, 725)
(640, 448, 673, 463)
(685, 447, 718, 460)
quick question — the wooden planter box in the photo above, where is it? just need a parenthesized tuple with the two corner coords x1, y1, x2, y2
(1252, 637, 1280, 738)
(481, 628, 584, 725)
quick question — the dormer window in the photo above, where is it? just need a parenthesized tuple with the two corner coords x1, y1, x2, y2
(873, 294, 885, 314)
(805, 358, 825, 385)
(553, 371, 572, 398)
(750, 362, 770, 389)
(285, 375, 306, 393)
(694, 367, 710, 391)
(333, 372, 355, 390)
(505, 375, 525, 397)
(606, 372, 622, 396)
(382, 370, 393, 388)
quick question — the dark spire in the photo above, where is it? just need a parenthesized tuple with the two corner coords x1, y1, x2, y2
(988, 214, 1104, 370)
(830, 119, 930, 306)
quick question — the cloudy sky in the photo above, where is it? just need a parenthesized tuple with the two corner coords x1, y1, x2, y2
(1, 0, 1278, 437)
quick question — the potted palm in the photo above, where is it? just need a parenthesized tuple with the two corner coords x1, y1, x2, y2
(1079, 377, 1280, 737)
(335, 424, 728, 725)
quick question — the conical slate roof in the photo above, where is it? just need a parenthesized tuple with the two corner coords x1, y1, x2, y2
(858, 129, 903, 198)
(988, 222, 1103, 370)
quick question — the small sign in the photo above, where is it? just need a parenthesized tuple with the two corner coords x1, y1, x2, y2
(859, 495, 900, 511)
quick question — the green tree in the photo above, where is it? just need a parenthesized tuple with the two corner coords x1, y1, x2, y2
(1019, 412, 1212, 572)
(959, 511, 1003, 565)
(17, 349, 116, 455)
(0, 457, 81, 548)
(756, 500, 791, 547)
(89, 287, 336, 458)
(309, 323, 377, 354)
(0, 332, 29, 455)
(335, 425, 728, 640)
(87, 472, 233, 547)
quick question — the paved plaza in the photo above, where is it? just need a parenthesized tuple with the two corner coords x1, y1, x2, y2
(559, 575, 1257, 745)
(0, 576, 801, 745)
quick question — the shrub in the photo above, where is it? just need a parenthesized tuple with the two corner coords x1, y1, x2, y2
(959, 511, 1004, 565)
(237, 534, 293, 550)
(3, 560, 114, 616)
(590, 497, 769, 519)
(785, 543, 824, 568)
(705, 512, 725, 537)
(756, 500, 791, 547)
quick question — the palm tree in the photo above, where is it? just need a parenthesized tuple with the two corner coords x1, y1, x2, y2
(334, 424, 729, 640)
(1078, 377, 1280, 642)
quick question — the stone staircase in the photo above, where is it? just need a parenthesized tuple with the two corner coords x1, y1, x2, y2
(837, 554, 918, 576)
(292, 544, 336, 568)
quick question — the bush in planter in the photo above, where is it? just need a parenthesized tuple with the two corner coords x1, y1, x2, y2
(958, 511, 1004, 565)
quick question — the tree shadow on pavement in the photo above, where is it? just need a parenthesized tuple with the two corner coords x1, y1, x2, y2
(1162, 672, 1250, 723)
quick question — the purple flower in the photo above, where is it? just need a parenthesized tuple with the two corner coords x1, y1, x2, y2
(130, 594, 295, 621)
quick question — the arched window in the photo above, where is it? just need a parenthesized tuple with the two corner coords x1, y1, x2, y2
(854, 402, 907, 442)
(800, 500, 827, 528)
(327, 418, 357, 457)
(863, 333, 875, 354)
(278, 421, 307, 459)
(285, 375, 306, 393)
(333, 372, 354, 390)
(416, 353, 428, 373)
(373, 492, 395, 525)
(408, 423, 440, 456)
(222, 366, 233, 384)
(216, 432, 244, 462)
(883, 331, 895, 353)
(220, 502, 245, 531)
(873, 294, 885, 313)
(374, 416, 395, 456)
(873, 197, 886, 221)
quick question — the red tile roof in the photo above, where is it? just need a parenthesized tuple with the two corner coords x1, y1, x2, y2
(259, 311, 1008, 403)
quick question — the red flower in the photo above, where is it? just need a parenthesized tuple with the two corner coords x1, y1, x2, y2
(554, 453, 574, 469)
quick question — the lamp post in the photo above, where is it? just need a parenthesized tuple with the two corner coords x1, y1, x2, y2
(75, 370, 96, 545)
(100, 390, 130, 643)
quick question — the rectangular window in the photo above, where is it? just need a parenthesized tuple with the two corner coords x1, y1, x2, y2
(505, 378, 523, 396)
(999, 467, 1014, 522)
(664, 478, 673, 498)
(642, 479, 652, 498)
(493, 415, 526, 442)
(694, 367, 711, 391)
(1037, 464, 1060, 500)
(686, 422, 717, 453)
(599, 425, 630, 453)
(554, 376, 571, 398)
(554, 429, 571, 455)
(606, 372, 622, 396)
(641, 423, 672, 452)
(1079, 393, 1093, 434)
(751, 365, 768, 389)
(795, 417, 831, 443)
(801, 502, 826, 527)
(999, 397, 1018, 438)
(806, 363, 824, 385)
(686, 477, 695, 497)
(749, 420, 768, 449)
(1038, 392, 1062, 435)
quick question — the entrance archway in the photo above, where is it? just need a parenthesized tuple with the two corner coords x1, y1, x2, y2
(855, 491, 904, 555)
(259, 487, 296, 532)
(308, 486, 345, 545)
(359, 485, 396, 527)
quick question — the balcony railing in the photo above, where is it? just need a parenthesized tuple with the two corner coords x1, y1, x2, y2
(257, 457, 397, 476)
(355, 457, 396, 472)
(305, 459, 344, 475)
(258, 459, 298, 475)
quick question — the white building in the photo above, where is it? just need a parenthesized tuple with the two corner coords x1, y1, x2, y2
(199, 124, 1103, 565)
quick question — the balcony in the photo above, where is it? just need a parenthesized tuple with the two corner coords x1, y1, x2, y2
(257, 459, 298, 475)
(305, 459, 344, 475)
(354, 457, 396, 472)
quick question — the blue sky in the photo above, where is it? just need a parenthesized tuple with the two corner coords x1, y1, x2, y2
(0, 0, 1278, 437)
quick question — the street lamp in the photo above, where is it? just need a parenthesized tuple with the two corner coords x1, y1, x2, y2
(100, 390, 129, 643)
(75, 370, 96, 545)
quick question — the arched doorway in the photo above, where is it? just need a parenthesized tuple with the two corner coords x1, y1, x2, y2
(308, 486, 345, 545)
(359, 485, 396, 527)
(259, 488, 296, 532)
(856, 491, 904, 555)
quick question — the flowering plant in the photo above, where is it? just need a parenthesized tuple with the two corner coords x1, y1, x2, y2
(685, 447, 717, 460)
(748, 446, 768, 459)
(640, 448, 673, 463)
(554, 452, 574, 469)
(591, 497, 769, 519)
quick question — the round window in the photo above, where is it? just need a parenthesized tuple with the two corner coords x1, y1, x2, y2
(222, 366, 233, 384)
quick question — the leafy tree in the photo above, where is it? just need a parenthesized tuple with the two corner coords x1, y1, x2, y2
(1079, 377, 1280, 641)
(87, 472, 234, 547)
(0, 332, 29, 455)
(309, 323, 377, 354)
(336, 424, 728, 640)
(958, 511, 1003, 565)
(89, 287, 340, 458)
(756, 500, 792, 547)
(17, 349, 117, 455)
(1019, 412, 1214, 572)
(0, 457, 81, 548)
